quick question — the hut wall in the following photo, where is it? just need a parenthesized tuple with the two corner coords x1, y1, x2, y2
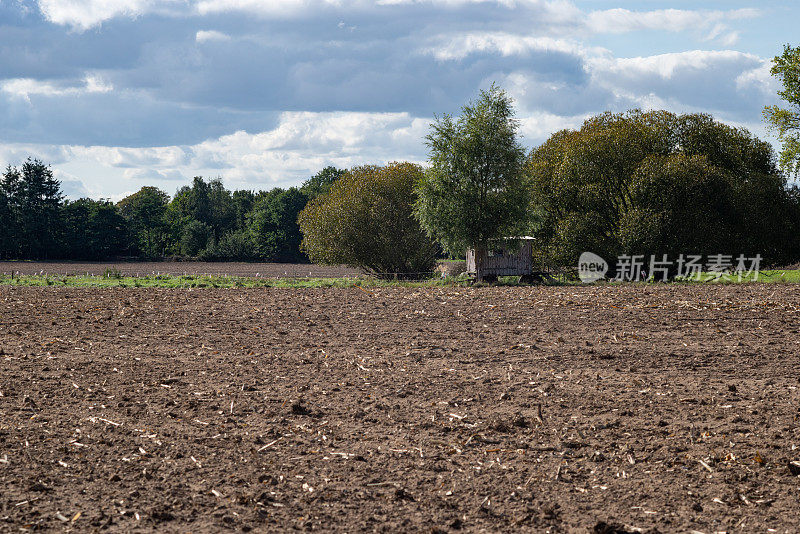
(466, 240, 533, 277)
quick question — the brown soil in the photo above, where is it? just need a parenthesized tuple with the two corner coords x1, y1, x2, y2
(1, 284, 800, 533)
(0, 261, 361, 278)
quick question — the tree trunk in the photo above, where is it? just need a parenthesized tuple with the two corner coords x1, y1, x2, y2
(474, 244, 488, 282)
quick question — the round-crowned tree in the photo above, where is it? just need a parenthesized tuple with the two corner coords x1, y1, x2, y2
(298, 162, 438, 276)
(526, 109, 800, 271)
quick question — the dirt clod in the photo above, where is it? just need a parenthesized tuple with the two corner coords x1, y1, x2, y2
(2, 284, 800, 532)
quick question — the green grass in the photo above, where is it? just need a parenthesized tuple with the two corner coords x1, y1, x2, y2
(0, 273, 476, 289)
(675, 270, 800, 284)
(1, 270, 799, 289)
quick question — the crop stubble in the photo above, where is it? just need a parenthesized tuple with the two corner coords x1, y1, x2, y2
(1, 284, 799, 532)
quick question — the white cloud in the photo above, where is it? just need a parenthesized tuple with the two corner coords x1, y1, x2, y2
(727, 8, 761, 20)
(37, 0, 581, 29)
(586, 8, 760, 35)
(36, 0, 171, 30)
(583, 50, 769, 120)
(1, 75, 113, 102)
(195, 0, 342, 17)
(53, 169, 92, 198)
(197, 0, 557, 14)
(122, 168, 187, 182)
(736, 61, 778, 96)
(584, 7, 759, 47)
(424, 7, 760, 63)
(0, 111, 431, 194)
(423, 33, 589, 61)
(195, 30, 231, 43)
(0, 144, 72, 166)
(71, 145, 191, 168)
(588, 50, 760, 81)
(719, 32, 740, 47)
(518, 110, 587, 142)
(191, 111, 430, 183)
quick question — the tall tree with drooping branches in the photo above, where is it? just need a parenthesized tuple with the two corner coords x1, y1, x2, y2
(414, 84, 530, 280)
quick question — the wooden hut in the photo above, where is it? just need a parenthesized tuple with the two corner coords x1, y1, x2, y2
(466, 237, 535, 281)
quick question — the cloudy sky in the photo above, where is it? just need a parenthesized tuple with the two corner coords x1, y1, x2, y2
(0, 0, 796, 200)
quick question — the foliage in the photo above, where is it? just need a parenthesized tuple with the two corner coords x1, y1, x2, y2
(1, 159, 63, 259)
(60, 199, 127, 259)
(526, 110, 799, 269)
(209, 229, 255, 261)
(0, 179, 15, 259)
(415, 84, 529, 275)
(232, 189, 255, 230)
(0, 159, 353, 262)
(117, 186, 171, 258)
(764, 44, 800, 178)
(301, 166, 346, 200)
(249, 187, 308, 261)
(299, 162, 438, 274)
(167, 176, 236, 254)
(180, 220, 213, 257)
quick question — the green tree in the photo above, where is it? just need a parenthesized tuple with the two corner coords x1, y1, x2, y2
(526, 110, 798, 271)
(620, 155, 736, 261)
(178, 176, 212, 224)
(2, 159, 63, 259)
(414, 85, 529, 280)
(299, 162, 438, 275)
(248, 187, 308, 261)
(231, 189, 256, 230)
(117, 186, 170, 257)
(87, 200, 128, 258)
(180, 220, 213, 257)
(0, 173, 17, 258)
(208, 178, 236, 238)
(60, 199, 127, 259)
(301, 166, 346, 200)
(209, 230, 254, 261)
(168, 177, 236, 254)
(167, 177, 211, 252)
(764, 44, 800, 177)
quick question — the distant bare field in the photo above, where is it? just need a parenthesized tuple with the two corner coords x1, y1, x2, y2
(0, 261, 362, 278)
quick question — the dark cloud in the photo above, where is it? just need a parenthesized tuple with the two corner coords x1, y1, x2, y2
(0, 2, 601, 146)
(0, 88, 282, 146)
(0, 0, 782, 195)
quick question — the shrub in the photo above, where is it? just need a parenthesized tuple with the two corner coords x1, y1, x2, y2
(298, 162, 438, 275)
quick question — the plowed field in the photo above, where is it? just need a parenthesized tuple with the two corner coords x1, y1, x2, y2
(2, 285, 799, 532)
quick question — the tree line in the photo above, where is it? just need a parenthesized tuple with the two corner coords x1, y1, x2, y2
(0, 161, 345, 262)
(300, 44, 800, 279)
(3, 45, 798, 277)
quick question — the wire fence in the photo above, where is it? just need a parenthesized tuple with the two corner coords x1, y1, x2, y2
(0, 269, 447, 282)
(0, 261, 567, 283)
(0, 262, 361, 280)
